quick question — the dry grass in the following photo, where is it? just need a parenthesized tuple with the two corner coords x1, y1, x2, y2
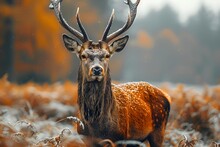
(0, 75, 219, 146)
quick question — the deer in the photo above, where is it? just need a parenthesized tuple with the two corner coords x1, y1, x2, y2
(49, 0, 171, 146)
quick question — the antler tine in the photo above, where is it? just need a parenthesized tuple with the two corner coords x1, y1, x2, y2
(104, 0, 140, 43)
(49, 0, 89, 42)
(76, 8, 90, 41)
(101, 9, 115, 41)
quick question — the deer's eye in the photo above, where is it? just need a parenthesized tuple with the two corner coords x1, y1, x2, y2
(81, 54, 87, 60)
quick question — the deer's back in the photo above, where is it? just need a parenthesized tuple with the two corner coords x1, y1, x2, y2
(112, 82, 171, 140)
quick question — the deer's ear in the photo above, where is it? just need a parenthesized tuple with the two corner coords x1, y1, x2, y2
(110, 35, 129, 53)
(62, 34, 81, 53)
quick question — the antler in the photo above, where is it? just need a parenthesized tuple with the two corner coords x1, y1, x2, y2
(49, 0, 89, 42)
(102, 0, 140, 43)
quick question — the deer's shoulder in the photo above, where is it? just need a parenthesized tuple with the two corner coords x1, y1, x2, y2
(112, 82, 171, 103)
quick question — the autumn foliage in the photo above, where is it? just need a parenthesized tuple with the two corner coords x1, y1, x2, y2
(0, 75, 219, 146)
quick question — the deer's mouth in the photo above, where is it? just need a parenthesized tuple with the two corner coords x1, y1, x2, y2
(88, 66, 104, 82)
(90, 75, 104, 82)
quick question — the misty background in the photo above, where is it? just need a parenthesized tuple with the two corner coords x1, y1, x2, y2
(0, 0, 220, 85)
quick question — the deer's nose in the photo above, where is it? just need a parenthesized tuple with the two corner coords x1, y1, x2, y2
(92, 66, 103, 76)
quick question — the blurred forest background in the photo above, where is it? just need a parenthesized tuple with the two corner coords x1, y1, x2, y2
(0, 0, 220, 85)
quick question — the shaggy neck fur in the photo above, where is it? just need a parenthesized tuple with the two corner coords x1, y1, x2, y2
(77, 65, 114, 125)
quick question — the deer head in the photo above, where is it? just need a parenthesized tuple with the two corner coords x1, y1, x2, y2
(50, 0, 140, 82)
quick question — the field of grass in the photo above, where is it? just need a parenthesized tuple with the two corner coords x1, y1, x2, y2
(0, 75, 219, 146)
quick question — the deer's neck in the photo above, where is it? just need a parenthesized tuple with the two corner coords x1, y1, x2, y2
(77, 67, 114, 124)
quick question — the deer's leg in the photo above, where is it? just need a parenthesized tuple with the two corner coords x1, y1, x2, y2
(147, 126, 165, 147)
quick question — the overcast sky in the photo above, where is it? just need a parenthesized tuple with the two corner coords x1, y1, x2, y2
(112, 0, 220, 24)
(138, 0, 220, 23)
